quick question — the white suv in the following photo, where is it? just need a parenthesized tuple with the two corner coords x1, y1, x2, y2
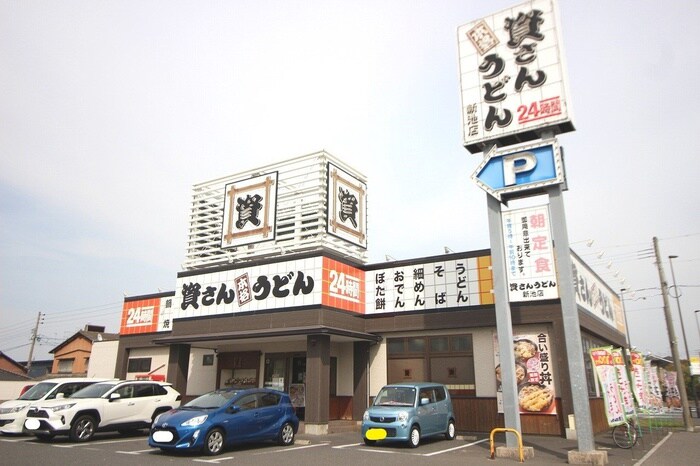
(0, 378, 111, 435)
(24, 380, 181, 442)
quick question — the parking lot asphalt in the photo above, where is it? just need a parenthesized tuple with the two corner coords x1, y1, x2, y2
(2, 419, 699, 465)
(294, 417, 700, 466)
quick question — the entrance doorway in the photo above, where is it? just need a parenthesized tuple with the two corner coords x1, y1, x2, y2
(264, 353, 306, 419)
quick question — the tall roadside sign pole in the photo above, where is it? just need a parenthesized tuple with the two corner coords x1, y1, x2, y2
(458, 1, 607, 463)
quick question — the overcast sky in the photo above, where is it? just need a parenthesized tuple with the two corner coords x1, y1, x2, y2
(1, 0, 698, 363)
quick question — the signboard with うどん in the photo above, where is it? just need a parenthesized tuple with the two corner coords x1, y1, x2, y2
(457, 0, 574, 153)
(173, 257, 365, 319)
(571, 252, 625, 333)
(502, 204, 558, 302)
(365, 256, 493, 314)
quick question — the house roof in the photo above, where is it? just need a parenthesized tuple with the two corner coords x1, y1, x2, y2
(0, 367, 33, 381)
(49, 330, 119, 354)
(0, 350, 29, 375)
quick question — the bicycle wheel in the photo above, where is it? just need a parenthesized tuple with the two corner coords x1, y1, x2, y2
(612, 423, 637, 449)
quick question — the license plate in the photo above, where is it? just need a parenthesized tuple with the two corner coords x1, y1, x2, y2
(152, 430, 174, 443)
(366, 428, 387, 440)
(24, 418, 40, 430)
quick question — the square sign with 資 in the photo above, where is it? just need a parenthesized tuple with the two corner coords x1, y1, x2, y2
(220, 172, 278, 248)
(458, 0, 574, 153)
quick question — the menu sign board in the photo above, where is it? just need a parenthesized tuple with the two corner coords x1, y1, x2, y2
(502, 204, 558, 302)
(495, 331, 556, 415)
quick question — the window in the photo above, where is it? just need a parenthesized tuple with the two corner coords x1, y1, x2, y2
(387, 335, 475, 388)
(236, 394, 258, 411)
(203, 354, 215, 366)
(134, 384, 155, 397)
(259, 392, 280, 407)
(57, 359, 74, 374)
(127, 357, 152, 373)
(115, 384, 134, 399)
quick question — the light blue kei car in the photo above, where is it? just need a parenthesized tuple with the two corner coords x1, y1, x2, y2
(148, 388, 298, 456)
(362, 382, 456, 448)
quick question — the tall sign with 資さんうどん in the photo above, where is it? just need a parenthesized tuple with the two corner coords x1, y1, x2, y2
(458, 0, 574, 153)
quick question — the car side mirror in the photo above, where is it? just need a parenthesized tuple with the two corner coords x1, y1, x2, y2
(227, 405, 241, 414)
(109, 393, 121, 402)
(420, 397, 430, 406)
(55, 393, 65, 400)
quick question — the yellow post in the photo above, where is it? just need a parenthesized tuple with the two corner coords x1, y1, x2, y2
(489, 427, 525, 462)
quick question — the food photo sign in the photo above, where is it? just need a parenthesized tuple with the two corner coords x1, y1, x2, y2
(494, 331, 557, 415)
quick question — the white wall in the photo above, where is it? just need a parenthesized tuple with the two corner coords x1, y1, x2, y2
(331, 342, 353, 396)
(368, 341, 387, 396)
(125, 347, 169, 380)
(87, 340, 119, 379)
(0, 381, 33, 402)
(186, 348, 217, 396)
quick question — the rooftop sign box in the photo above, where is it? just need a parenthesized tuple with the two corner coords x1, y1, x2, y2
(458, 0, 574, 153)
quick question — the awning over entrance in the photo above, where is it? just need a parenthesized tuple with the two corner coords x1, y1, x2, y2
(152, 325, 382, 346)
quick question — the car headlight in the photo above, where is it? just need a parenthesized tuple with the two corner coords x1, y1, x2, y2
(397, 411, 408, 422)
(363, 411, 369, 421)
(0, 405, 28, 414)
(181, 415, 207, 427)
(153, 412, 164, 424)
(47, 403, 76, 412)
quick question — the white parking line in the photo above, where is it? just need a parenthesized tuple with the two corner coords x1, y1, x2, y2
(332, 442, 363, 449)
(52, 437, 148, 448)
(193, 456, 235, 463)
(261, 443, 329, 454)
(116, 448, 155, 455)
(0, 437, 33, 443)
(420, 438, 489, 456)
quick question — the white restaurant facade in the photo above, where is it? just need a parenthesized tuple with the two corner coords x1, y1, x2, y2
(115, 151, 626, 436)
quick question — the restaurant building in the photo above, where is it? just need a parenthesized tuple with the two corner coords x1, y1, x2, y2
(115, 151, 626, 436)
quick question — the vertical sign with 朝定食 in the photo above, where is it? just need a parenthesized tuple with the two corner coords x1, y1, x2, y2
(221, 172, 278, 248)
(457, 0, 574, 154)
(502, 204, 558, 301)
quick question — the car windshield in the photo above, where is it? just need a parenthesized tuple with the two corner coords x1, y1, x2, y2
(70, 383, 118, 399)
(19, 382, 58, 401)
(184, 390, 239, 409)
(373, 386, 416, 407)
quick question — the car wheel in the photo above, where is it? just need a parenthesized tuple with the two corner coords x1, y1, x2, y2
(363, 438, 376, 446)
(204, 428, 225, 456)
(445, 419, 456, 440)
(35, 433, 55, 442)
(70, 415, 97, 442)
(408, 425, 420, 448)
(277, 422, 295, 446)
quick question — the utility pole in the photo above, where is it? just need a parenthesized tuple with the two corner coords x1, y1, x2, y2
(653, 237, 693, 431)
(26, 312, 43, 371)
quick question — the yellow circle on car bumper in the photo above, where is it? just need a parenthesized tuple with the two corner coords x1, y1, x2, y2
(366, 428, 387, 440)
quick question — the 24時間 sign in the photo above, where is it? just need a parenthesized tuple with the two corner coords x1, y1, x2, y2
(457, 0, 574, 153)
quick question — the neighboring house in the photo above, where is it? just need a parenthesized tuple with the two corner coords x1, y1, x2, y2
(49, 325, 119, 375)
(0, 351, 29, 376)
(20, 360, 53, 379)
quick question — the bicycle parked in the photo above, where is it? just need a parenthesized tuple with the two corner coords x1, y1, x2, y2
(612, 417, 642, 449)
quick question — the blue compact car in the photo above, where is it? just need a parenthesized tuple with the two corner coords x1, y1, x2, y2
(149, 388, 299, 455)
(362, 383, 455, 448)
